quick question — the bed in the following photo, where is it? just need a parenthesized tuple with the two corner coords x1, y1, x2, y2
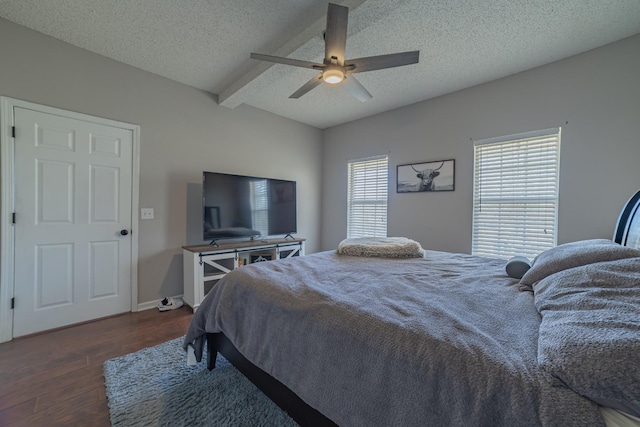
(183, 191, 640, 427)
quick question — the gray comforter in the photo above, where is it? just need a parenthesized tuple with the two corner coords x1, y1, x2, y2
(184, 250, 604, 426)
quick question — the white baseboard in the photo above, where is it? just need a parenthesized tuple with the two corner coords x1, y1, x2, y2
(137, 294, 184, 312)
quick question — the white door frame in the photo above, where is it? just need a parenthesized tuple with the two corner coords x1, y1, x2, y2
(0, 97, 140, 343)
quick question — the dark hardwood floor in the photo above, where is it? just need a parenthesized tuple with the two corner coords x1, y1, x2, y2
(0, 306, 193, 427)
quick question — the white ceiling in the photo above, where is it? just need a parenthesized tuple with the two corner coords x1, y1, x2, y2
(1, 0, 639, 129)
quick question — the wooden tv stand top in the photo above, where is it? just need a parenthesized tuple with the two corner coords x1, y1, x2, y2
(183, 237, 306, 254)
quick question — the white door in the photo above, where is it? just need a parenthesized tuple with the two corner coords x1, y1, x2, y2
(12, 107, 134, 337)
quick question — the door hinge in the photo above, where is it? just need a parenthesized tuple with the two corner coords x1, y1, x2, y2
(12, 126, 16, 138)
(11, 298, 15, 309)
(12, 212, 15, 224)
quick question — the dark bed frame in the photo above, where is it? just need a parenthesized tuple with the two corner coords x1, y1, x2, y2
(207, 332, 337, 427)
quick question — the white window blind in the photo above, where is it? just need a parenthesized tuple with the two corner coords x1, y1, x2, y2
(250, 179, 269, 236)
(472, 128, 561, 260)
(347, 155, 388, 238)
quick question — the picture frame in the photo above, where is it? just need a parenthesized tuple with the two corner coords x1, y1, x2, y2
(397, 159, 455, 193)
(272, 181, 295, 203)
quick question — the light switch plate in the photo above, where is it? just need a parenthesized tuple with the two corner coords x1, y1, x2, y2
(141, 208, 154, 219)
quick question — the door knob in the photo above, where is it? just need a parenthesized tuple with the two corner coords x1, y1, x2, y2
(120, 229, 129, 236)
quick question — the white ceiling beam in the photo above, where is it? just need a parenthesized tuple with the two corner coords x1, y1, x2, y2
(218, 0, 368, 108)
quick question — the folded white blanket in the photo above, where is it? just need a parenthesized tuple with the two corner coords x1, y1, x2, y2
(337, 237, 425, 258)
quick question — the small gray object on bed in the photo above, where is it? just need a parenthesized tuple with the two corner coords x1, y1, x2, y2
(506, 255, 531, 279)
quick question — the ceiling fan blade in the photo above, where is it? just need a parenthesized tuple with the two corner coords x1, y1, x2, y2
(250, 53, 324, 70)
(347, 51, 420, 73)
(342, 75, 372, 102)
(289, 73, 324, 99)
(324, 3, 348, 65)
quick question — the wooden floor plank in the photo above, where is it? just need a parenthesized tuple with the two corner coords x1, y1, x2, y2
(0, 306, 193, 426)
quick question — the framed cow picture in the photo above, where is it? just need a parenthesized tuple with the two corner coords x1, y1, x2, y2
(397, 159, 455, 193)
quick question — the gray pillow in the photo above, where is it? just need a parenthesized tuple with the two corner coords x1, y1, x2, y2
(505, 256, 531, 279)
(518, 239, 640, 291)
(535, 258, 640, 417)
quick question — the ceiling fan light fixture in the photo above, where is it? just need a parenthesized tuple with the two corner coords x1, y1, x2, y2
(322, 68, 344, 84)
(249, 3, 419, 100)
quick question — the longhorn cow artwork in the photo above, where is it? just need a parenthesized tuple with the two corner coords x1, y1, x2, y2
(397, 159, 455, 193)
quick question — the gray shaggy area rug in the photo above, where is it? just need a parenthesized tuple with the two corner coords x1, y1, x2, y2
(103, 337, 299, 426)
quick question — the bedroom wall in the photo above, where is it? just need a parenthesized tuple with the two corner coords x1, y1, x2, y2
(0, 18, 323, 307)
(321, 34, 640, 254)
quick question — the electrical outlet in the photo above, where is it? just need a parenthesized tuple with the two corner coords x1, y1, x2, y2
(140, 208, 154, 220)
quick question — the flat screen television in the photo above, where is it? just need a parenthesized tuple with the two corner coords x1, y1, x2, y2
(202, 171, 297, 242)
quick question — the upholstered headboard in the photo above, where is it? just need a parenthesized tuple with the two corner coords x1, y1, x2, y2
(614, 189, 640, 250)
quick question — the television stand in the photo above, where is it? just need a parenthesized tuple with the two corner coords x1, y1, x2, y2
(182, 238, 305, 311)
(284, 233, 295, 240)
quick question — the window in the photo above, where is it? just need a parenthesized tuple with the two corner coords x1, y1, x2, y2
(347, 155, 388, 238)
(472, 128, 561, 260)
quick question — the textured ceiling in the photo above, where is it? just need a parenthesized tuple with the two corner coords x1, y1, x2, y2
(1, 0, 639, 129)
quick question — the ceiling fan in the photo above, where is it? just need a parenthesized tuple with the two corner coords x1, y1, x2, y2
(250, 2, 419, 102)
